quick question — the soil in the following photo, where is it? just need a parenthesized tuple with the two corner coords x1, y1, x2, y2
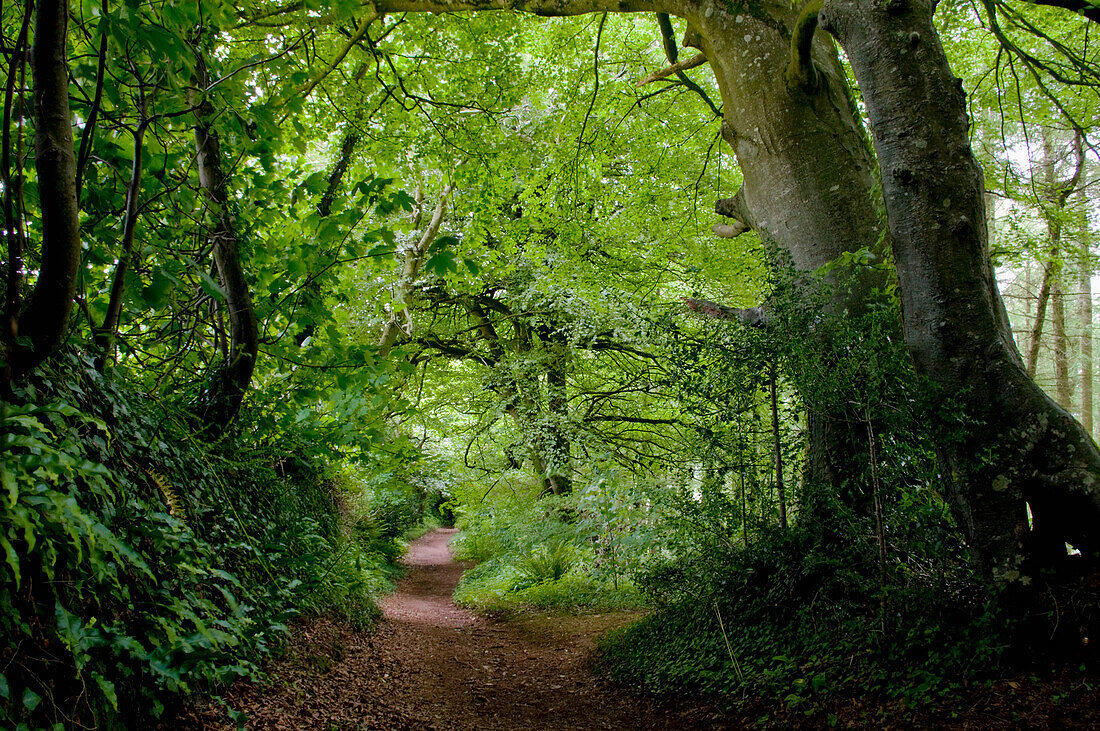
(178, 529, 1100, 730)
(179, 528, 721, 730)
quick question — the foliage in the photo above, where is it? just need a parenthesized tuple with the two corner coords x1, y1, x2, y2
(448, 470, 652, 613)
(0, 353, 429, 728)
(598, 507, 1007, 714)
(591, 268, 1024, 712)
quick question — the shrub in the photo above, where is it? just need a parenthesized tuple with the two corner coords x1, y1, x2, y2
(0, 354, 407, 728)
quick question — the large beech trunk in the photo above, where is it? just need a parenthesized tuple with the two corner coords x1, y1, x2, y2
(686, 2, 890, 511)
(821, 0, 1100, 580)
(7, 0, 81, 377)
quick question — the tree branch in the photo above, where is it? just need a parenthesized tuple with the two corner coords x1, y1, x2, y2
(683, 298, 769, 327)
(634, 52, 708, 86)
(373, 0, 665, 14)
(786, 0, 823, 93)
(1018, 0, 1100, 23)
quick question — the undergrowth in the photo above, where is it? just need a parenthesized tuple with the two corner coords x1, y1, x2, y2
(449, 470, 655, 614)
(0, 353, 438, 729)
(595, 488, 1013, 716)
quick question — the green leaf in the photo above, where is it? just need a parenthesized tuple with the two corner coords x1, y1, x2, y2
(425, 251, 457, 276)
(1, 536, 20, 590)
(22, 687, 41, 712)
(142, 269, 177, 308)
(198, 271, 227, 302)
(93, 673, 119, 711)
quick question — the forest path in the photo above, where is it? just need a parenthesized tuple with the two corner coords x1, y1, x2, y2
(190, 528, 721, 730)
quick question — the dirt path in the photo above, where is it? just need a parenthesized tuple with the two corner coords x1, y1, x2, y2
(187, 528, 720, 730)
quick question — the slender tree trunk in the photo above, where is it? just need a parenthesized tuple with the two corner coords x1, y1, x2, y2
(823, 0, 1100, 581)
(544, 334, 573, 495)
(769, 364, 787, 530)
(1052, 274, 1072, 408)
(2, 0, 32, 382)
(1042, 129, 1079, 408)
(378, 184, 452, 358)
(294, 132, 361, 347)
(8, 0, 82, 377)
(94, 102, 148, 363)
(190, 51, 259, 433)
(1027, 260, 1055, 379)
(1079, 184, 1094, 438)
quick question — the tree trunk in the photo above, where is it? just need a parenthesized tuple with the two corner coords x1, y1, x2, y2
(822, 0, 1100, 581)
(190, 52, 259, 434)
(688, 3, 891, 512)
(294, 132, 361, 347)
(1079, 184, 1094, 438)
(1027, 257, 1056, 380)
(1052, 273, 1072, 408)
(378, 0, 891, 513)
(8, 0, 82, 377)
(94, 106, 148, 363)
(544, 333, 573, 495)
(378, 185, 452, 358)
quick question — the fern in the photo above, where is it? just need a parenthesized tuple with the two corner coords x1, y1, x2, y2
(146, 469, 186, 522)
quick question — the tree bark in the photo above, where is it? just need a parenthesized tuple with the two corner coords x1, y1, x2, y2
(1052, 273, 1072, 408)
(1027, 257, 1055, 379)
(294, 132, 361, 347)
(544, 332, 573, 495)
(94, 106, 148, 363)
(1079, 183, 1094, 438)
(190, 51, 259, 434)
(822, 0, 1100, 581)
(378, 184, 453, 358)
(8, 0, 82, 377)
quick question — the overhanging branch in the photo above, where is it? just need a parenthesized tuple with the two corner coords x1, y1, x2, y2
(635, 52, 709, 86)
(683, 298, 770, 327)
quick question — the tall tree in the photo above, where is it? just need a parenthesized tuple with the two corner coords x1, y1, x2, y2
(822, 0, 1100, 578)
(4, 0, 81, 380)
(1078, 182, 1094, 436)
(189, 48, 259, 432)
(349, 0, 1100, 579)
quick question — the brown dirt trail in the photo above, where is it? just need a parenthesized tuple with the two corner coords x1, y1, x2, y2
(184, 528, 716, 730)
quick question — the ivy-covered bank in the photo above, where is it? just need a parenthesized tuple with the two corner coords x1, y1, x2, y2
(0, 353, 444, 729)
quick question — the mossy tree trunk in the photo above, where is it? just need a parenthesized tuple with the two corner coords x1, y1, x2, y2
(821, 0, 1100, 581)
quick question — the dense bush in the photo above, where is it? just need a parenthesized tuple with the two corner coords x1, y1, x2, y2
(0, 353, 426, 729)
(597, 508, 1006, 712)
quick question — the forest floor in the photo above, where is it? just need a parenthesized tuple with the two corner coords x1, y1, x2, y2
(180, 528, 720, 730)
(179, 529, 1100, 730)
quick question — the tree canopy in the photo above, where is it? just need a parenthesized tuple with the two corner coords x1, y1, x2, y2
(5, 0, 1100, 725)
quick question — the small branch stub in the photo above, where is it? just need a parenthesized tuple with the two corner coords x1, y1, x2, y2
(713, 222, 750, 238)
